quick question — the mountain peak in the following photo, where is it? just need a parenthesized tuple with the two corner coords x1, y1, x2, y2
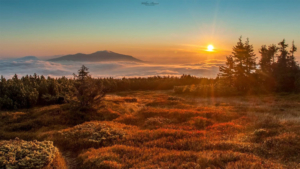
(49, 50, 142, 62)
(96, 50, 113, 53)
(17, 56, 39, 60)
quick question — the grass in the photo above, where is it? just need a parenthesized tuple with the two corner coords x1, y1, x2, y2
(1, 90, 300, 168)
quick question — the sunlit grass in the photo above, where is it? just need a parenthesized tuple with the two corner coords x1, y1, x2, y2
(1, 90, 300, 168)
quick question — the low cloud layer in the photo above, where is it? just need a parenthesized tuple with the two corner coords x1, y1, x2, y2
(0, 58, 224, 79)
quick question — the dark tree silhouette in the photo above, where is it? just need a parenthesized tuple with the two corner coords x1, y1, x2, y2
(219, 56, 234, 87)
(219, 37, 299, 94)
(220, 37, 257, 91)
(73, 65, 106, 107)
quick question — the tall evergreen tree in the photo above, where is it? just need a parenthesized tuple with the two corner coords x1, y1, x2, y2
(268, 44, 278, 64)
(219, 56, 234, 87)
(244, 38, 257, 75)
(259, 45, 272, 73)
(289, 41, 297, 69)
(274, 39, 299, 91)
(230, 37, 256, 91)
(74, 65, 90, 81)
(74, 65, 106, 107)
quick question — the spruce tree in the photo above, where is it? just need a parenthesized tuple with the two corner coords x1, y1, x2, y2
(219, 56, 234, 87)
(73, 65, 106, 107)
(230, 37, 256, 91)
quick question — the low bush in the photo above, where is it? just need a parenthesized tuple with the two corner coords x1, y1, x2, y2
(0, 138, 65, 169)
(97, 108, 121, 121)
(206, 122, 242, 133)
(54, 121, 136, 150)
(143, 117, 171, 129)
(114, 114, 140, 126)
(192, 117, 214, 129)
(249, 128, 280, 143)
(261, 133, 300, 162)
(78, 145, 284, 169)
(123, 97, 138, 103)
(123, 128, 205, 148)
(255, 116, 282, 129)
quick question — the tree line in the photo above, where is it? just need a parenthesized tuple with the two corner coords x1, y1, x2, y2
(219, 37, 299, 93)
(0, 69, 210, 109)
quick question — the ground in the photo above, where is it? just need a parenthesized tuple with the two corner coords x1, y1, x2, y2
(1, 90, 300, 168)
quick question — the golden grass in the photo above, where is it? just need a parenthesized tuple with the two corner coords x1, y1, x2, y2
(1, 90, 300, 168)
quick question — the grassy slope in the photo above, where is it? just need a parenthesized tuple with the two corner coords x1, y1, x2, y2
(1, 91, 300, 168)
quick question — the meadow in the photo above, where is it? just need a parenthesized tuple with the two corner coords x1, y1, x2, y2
(1, 90, 300, 168)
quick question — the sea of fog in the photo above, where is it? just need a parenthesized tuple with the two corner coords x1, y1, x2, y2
(0, 57, 223, 79)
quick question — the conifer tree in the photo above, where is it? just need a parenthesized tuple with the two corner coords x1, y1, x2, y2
(219, 56, 234, 87)
(74, 65, 106, 107)
(229, 37, 256, 91)
(259, 45, 271, 73)
(268, 44, 278, 64)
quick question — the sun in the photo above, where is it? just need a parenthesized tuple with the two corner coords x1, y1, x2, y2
(207, 45, 214, 51)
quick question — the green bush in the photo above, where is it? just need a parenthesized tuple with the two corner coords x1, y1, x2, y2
(0, 138, 58, 169)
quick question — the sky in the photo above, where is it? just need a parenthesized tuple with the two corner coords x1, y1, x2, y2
(0, 0, 300, 64)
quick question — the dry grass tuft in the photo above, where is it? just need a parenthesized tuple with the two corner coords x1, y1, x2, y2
(54, 121, 137, 150)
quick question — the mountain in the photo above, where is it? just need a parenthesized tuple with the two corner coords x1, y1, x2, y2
(48, 50, 142, 62)
(17, 56, 39, 60)
(0, 56, 39, 61)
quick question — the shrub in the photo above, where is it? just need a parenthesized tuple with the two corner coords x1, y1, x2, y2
(0, 112, 26, 123)
(98, 108, 121, 121)
(123, 97, 137, 102)
(192, 117, 214, 129)
(249, 128, 280, 143)
(261, 133, 300, 162)
(167, 96, 182, 101)
(54, 121, 136, 150)
(114, 114, 140, 126)
(137, 107, 203, 123)
(137, 107, 239, 124)
(143, 117, 171, 129)
(206, 122, 242, 133)
(123, 129, 205, 148)
(253, 129, 268, 137)
(78, 145, 283, 169)
(0, 138, 65, 169)
(40, 94, 65, 105)
(255, 116, 282, 129)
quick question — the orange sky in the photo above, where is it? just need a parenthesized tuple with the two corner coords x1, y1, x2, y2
(1, 1, 299, 63)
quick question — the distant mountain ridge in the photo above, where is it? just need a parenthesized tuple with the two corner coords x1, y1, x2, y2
(16, 56, 39, 60)
(0, 56, 39, 61)
(48, 50, 142, 62)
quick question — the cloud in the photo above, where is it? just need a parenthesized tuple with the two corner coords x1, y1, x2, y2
(0, 58, 223, 79)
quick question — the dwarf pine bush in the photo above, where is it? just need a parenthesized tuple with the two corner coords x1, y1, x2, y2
(0, 138, 58, 169)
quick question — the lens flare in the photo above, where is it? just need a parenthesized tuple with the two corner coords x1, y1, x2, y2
(207, 45, 214, 51)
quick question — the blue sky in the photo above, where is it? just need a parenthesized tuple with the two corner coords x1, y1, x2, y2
(0, 0, 299, 62)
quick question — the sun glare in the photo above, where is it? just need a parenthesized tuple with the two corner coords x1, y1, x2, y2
(207, 45, 214, 52)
